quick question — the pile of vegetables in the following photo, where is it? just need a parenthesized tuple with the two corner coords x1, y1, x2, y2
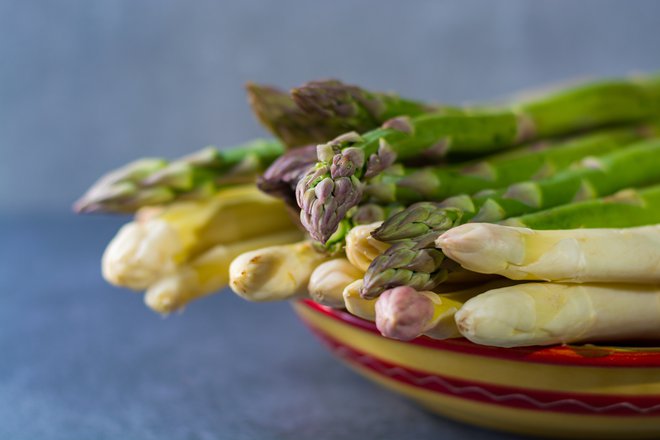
(76, 74, 660, 348)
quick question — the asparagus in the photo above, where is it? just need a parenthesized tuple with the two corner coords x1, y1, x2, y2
(437, 223, 660, 283)
(102, 185, 294, 290)
(291, 79, 440, 132)
(374, 280, 516, 341)
(308, 258, 364, 308)
(257, 144, 318, 207)
(455, 283, 660, 347)
(75, 139, 285, 214)
(144, 229, 303, 314)
(229, 241, 330, 302)
(247, 80, 444, 147)
(297, 74, 660, 243)
(345, 222, 390, 272)
(246, 83, 346, 147)
(503, 184, 660, 229)
(342, 278, 479, 323)
(363, 139, 660, 297)
(364, 124, 658, 204)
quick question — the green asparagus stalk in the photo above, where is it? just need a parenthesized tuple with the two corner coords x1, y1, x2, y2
(296, 74, 660, 243)
(291, 79, 441, 131)
(74, 139, 284, 214)
(364, 123, 658, 204)
(504, 184, 660, 229)
(246, 83, 347, 147)
(362, 139, 660, 297)
(247, 80, 442, 147)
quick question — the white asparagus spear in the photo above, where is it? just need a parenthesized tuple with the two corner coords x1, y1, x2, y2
(229, 241, 330, 302)
(437, 223, 660, 283)
(103, 185, 294, 290)
(144, 229, 303, 314)
(308, 259, 364, 308)
(343, 279, 376, 321)
(455, 282, 660, 348)
(345, 222, 390, 272)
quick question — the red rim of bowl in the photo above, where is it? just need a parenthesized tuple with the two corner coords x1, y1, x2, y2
(298, 299, 660, 368)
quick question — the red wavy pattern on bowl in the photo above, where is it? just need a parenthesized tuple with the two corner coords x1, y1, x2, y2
(307, 326, 660, 416)
(300, 299, 660, 368)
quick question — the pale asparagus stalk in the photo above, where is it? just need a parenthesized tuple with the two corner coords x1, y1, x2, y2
(144, 229, 303, 314)
(102, 185, 294, 290)
(455, 283, 660, 347)
(343, 279, 376, 321)
(437, 223, 660, 283)
(229, 241, 330, 302)
(374, 280, 517, 341)
(345, 222, 390, 272)
(308, 258, 364, 308)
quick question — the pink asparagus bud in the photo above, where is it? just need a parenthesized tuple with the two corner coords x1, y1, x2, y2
(375, 286, 434, 341)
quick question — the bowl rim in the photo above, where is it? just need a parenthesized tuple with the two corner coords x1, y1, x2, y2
(298, 299, 660, 368)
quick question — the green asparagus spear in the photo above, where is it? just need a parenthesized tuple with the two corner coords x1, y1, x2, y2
(504, 184, 660, 229)
(247, 80, 442, 147)
(296, 74, 660, 243)
(291, 79, 441, 131)
(361, 138, 660, 297)
(364, 123, 657, 204)
(246, 83, 346, 148)
(74, 139, 284, 214)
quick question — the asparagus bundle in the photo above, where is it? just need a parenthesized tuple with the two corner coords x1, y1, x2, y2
(437, 223, 660, 283)
(102, 185, 294, 290)
(455, 283, 660, 347)
(78, 71, 660, 351)
(297, 74, 660, 243)
(363, 139, 660, 297)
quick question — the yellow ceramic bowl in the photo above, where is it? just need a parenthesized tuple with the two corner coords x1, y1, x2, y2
(292, 299, 660, 439)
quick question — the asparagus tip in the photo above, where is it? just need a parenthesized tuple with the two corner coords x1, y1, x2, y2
(375, 286, 434, 341)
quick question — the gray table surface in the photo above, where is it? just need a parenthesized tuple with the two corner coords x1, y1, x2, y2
(0, 212, 531, 440)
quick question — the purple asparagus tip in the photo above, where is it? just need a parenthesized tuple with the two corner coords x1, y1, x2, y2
(375, 286, 434, 341)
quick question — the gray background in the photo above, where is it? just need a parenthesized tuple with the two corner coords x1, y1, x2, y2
(2, 1, 660, 439)
(2, 0, 660, 214)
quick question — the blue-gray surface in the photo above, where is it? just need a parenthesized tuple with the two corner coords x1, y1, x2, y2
(2, 1, 660, 439)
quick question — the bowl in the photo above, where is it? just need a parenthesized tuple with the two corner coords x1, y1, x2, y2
(292, 299, 660, 439)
